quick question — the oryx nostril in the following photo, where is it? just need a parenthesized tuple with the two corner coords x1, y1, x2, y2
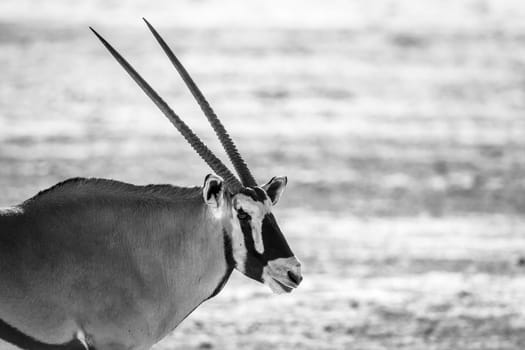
(287, 270, 302, 285)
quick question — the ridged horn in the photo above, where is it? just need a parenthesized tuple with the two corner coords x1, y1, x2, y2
(90, 27, 243, 193)
(143, 18, 258, 188)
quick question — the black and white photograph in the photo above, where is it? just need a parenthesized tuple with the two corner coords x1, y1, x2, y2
(0, 1, 524, 349)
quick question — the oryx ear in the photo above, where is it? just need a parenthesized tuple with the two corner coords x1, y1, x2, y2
(262, 176, 287, 205)
(203, 174, 224, 208)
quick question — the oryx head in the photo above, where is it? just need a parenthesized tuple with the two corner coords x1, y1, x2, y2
(91, 19, 302, 294)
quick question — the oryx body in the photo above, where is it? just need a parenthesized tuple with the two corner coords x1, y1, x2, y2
(0, 180, 231, 349)
(0, 20, 302, 350)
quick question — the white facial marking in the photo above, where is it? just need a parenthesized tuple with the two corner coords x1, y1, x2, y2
(230, 216, 247, 273)
(262, 273, 289, 294)
(252, 223, 264, 254)
(262, 256, 302, 294)
(234, 193, 272, 255)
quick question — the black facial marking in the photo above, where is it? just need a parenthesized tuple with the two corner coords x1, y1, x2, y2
(239, 188, 259, 202)
(260, 213, 294, 260)
(252, 187, 268, 201)
(238, 212, 294, 283)
(239, 216, 264, 283)
(235, 186, 294, 284)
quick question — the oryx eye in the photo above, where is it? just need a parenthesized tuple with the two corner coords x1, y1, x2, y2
(237, 210, 249, 221)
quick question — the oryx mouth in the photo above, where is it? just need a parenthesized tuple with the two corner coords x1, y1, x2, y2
(263, 257, 303, 294)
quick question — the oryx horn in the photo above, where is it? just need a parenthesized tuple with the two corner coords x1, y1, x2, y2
(142, 18, 258, 188)
(90, 27, 244, 193)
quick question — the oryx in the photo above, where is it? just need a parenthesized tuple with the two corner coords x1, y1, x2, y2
(0, 19, 302, 350)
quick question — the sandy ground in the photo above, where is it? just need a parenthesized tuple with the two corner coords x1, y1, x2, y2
(1, 1, 525, 349)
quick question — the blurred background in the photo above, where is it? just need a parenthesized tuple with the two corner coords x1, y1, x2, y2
(1, 0, 525, 349)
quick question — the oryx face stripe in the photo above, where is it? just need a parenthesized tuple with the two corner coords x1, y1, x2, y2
(251, 188, 269, 254)
(231, 186, 300, 292)
(251, 218, 264, 254)
(235, 188, 271, 255)
(260, 213, 293, 261)
(239, 215, 264, 283)
(0, 317, 87, 350)
(237, 212, 294, 282)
